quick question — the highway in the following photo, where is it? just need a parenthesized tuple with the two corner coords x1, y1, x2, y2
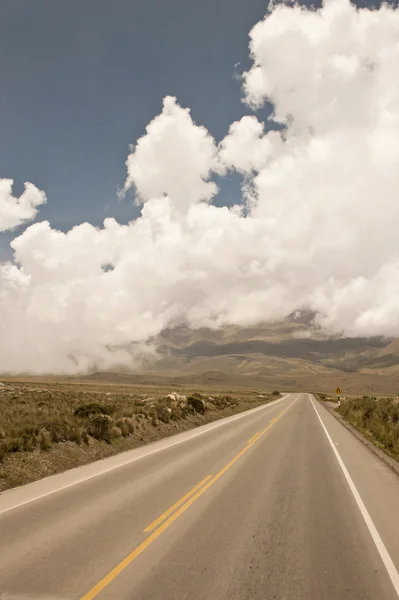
(0, 393, 399, 599)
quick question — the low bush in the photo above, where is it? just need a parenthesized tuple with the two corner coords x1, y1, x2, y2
(156, 403, 171, 423)
(82, 428, 89, 445)
(115, 419, 129, 437)
(74, 403, 113, 417)
(187, 395, 206, 414)
(339, 397, 399, 459)
(212, 394, 237, 410)
(0, 381, 270, 469)
(39, 430, 52, 451)
(170, 406, 182, 420)
(87, 415, 112, 443)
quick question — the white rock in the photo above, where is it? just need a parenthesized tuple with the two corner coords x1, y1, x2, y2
(167, 393, 186, 401)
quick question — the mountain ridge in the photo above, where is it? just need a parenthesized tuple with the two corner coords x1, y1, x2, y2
(83, 321, 399, 395)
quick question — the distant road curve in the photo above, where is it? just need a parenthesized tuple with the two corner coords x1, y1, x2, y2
(0, 393, 398, 599)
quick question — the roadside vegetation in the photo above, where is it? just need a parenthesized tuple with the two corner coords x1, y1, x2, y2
(317, 393, 338, 403)
(338, 396, 399, 460)
(0, 381, 279, 490)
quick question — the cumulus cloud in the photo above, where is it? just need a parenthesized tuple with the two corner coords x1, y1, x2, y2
(123, 96, 221, 210)
(2, 0, 399, 373)
(218, 116, 280, 174)
(0, 180, 46, 232)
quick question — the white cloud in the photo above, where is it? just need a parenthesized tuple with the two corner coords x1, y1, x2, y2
(2, 0, 399, 373)
(123, 96, 221, 211)
(0, 180, 46, 232)
(218, 116, 280, 174)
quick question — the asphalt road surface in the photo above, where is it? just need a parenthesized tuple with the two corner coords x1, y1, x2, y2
(1, 393, 399, 599)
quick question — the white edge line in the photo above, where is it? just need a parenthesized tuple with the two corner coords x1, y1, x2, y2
(0, 393, 291, 516)
(309, 394, 399, 597)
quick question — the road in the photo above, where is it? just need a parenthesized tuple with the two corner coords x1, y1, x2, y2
(0, 393, 399, 599)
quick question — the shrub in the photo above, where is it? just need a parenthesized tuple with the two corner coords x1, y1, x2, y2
(212, 395, 236, 410)
(0, 441, 6, 462)
(81, 428, 89, 445)
(116, 419, 130, 437)
(39, 431, 52, 451)
(20, 424, 40, 436)
(125, 418, 135, 434)
(0, 382, 246, 473)
(21, 434, 35, 452)
(46, 420, 70, 443)
(74, 403, 113, 418)
(170, 406, 182, 421)
(181, 403, 193, 417)
(156, 404, 171, 423)
(6, 438, 22, 453)
(187, 395, 206, 414)
(112, 426, 122, 438)
(69, 427, 82, 445)
(87, 415, 112, 443)
(339, 397, 399, 459)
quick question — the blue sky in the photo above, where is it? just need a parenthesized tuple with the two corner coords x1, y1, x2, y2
(0, 0, 278, 257)
(1, 0, 382, 262)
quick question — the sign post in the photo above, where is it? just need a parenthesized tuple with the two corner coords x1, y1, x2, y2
(336, 387, 342, 407)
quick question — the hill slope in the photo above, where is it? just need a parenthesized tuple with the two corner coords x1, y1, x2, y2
(84, 319, 399, 395)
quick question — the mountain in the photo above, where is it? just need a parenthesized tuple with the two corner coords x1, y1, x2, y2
(85, 318, 399, 396)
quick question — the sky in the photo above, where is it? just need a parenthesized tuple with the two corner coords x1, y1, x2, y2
(0, 0, 278, 255)
(0, 0, 382, 255)
(1, 0, 399, 373)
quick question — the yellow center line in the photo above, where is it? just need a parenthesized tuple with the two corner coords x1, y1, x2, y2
(247, 431, 261, 444)
(144, 474, 213, 533)
(245, 402, 295, 448)
(80, 397, 297, 600)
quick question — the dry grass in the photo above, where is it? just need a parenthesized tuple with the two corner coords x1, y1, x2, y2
(0, 380, 277, 491)
(317, 393, 338, 403)
(338, 396, 399, 460)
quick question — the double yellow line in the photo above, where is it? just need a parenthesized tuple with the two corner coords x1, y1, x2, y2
(247, 431, 261, 444)
(144, 474, 213, 533)
(80, 397, 296, 600)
